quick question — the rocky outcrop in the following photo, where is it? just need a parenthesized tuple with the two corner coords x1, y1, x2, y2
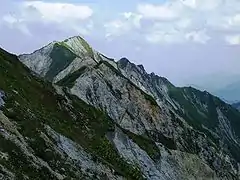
(45, 125, 124, 180)
(110, 127, 217, 180)
(19, 42, 55, 77)
(0, 90, 5, 107)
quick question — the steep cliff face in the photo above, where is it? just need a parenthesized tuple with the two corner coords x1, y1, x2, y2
(0, 48, 140, 179)
(2, 36, 240, 180)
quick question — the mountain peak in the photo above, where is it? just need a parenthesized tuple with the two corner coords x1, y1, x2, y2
(63, 35, 86, 45)
(8, 34, 240, 179)
(118, 57, 130, 64)
(137, 64, 145, 71)
(60, 36, 94, 57)
(117, 57, 132, 69)
(18, 35, 95, 80)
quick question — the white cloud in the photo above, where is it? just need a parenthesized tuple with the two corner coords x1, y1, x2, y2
(1, 1, 93, 35)
(146, 30, 184, 44)
(104, 20, 129, 38)
(145, 22, 185, 44)
(176, 19, 192, 29)
(104, 12, 142, 38)
(105, 0, 237, 44)
(128, 0, 240, 44)
(137, 3, 179, 20)
(3, 14, 18, 24)
(22, 1, 93, 23)
(225, 35, 240, 45)
(226, 14, 240, 28)
(209, 14, 240, 31)
(123, 12, 142, 28)
(185, 30, 210, 44)
(2, 0, 240, 45)
(181, 0, 222, 11)
(146, 27, 210, 44)
(2, 14, 31, 36)
(17, 24, 32, 36)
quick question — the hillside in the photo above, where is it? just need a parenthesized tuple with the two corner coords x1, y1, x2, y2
(0, 36, 240, 179)
(0, 47, 141, 179)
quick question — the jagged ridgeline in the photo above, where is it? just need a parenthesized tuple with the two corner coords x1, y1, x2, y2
(0, 36, 239, 180)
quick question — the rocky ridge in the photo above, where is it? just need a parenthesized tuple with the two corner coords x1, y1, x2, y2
(0, 36, 239, 179)
(19, 36, 240, 179)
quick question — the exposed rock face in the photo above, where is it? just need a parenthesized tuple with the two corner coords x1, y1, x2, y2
(110, 127, 217, 180)
(1, 36, 240, 179)
(0, 90, 5, 107)
(19, 42, 55, 77)
(44, 125, 123, 180)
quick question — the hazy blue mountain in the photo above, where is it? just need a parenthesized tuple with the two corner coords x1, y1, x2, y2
(232, 102, 240, 110)
(213, 81, 240, 103)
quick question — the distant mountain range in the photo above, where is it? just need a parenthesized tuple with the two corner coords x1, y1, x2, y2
(212, 81, 240, 103)
(232, 102, 240, 110)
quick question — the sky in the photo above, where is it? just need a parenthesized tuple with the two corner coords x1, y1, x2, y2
(0, 0, 240, 92)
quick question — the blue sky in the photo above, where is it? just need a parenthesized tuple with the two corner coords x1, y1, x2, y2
(1, 0, 240, 92)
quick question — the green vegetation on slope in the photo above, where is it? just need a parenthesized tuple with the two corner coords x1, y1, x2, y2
(122, 128, 161, 161)
(56, 66, 87, 88)
(0, 48, 144, 179)
(0, 135, 58, 180)
(45, 43, 76, 81)
(168, 86, 240, 161)
(168, 87, 220, 131)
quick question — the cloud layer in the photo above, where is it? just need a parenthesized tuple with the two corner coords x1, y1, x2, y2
(2, 1, 93, 36)
(1, 0, 240, 45)
(104, 0, 240, 44)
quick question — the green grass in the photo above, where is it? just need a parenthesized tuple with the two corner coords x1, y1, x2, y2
(122, 128, 161, 161)
(64, 94, 144, 179)
(0, 136, 57, 180)
(56, 41, 72, 50)
(45, 43, 76, 81)
(56, 66, 87, 88)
